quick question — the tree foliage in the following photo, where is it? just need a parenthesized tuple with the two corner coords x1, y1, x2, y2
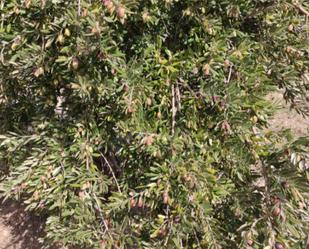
(0, 0, 308, 248)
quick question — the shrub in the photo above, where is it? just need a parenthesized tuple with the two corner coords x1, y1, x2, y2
(0, 0, 308, 248)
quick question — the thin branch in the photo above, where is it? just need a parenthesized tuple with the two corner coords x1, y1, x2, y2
(306, 16, 309, 39)
(194, 229, 202, 249)
(93, 193, 112, 238)
(225, 65, 233, 84)
(171, 83, 176, 135)
(260, 160, 276, 246)
(261, 161, 271, 207)
(86, 155, 90, 171)
(176, 83, 181, 111)
(100, 152, 122, 194)
(0, 46, 5, 65)
(128, 85, 135, 108)
(78, 0, 81, 16)
(86, 132, 90, 171)
(205, 217, 220, 248)
(293, 2, 309, 16)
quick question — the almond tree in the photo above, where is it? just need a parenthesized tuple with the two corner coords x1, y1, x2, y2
(0, 0, 308, 248)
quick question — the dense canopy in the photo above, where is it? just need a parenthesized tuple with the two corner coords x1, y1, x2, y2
(0, 0, 308, 248)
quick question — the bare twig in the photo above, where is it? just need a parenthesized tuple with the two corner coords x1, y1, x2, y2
(292, 2, 309, 16)
(261, 161, 271, 206)
(306, 16, 309, 39)
(193, 229, 202, 249)
(260, 160, 276, 246)
(86, 133, 90, 171)
(176, 83, 181, 111)
(78, 0, 81, 16)
(225, 65, 233, 84)
(93, 193, 112, 238)
(0, 46, 5, 65)
(100, 152, 122, 193)
(86, 156, 90, 171)
(171, 83, 176, 135)
(205, 217, 220, 248)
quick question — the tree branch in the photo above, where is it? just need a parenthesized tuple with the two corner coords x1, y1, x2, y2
(293, 2, 309, 16)
(93, 193, 112, 239)
(100, 152, 122, 194)
(78, 0, 81, 16)
(225, 65, 233, 84)
(171, 83, 176, 136)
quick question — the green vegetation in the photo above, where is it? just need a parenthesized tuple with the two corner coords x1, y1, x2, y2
(0, 0, 308, 248)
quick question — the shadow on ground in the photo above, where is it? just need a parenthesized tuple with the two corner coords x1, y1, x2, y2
(0, 199, 46, 249)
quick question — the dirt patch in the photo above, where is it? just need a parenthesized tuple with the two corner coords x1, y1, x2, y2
(0, 199, 46, 249)
(267, 92, 309, 137)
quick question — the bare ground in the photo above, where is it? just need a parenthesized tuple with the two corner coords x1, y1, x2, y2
(0, 199, 46, 249)
(267, 92, 309, 137)
(0, 92, 308, 249)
